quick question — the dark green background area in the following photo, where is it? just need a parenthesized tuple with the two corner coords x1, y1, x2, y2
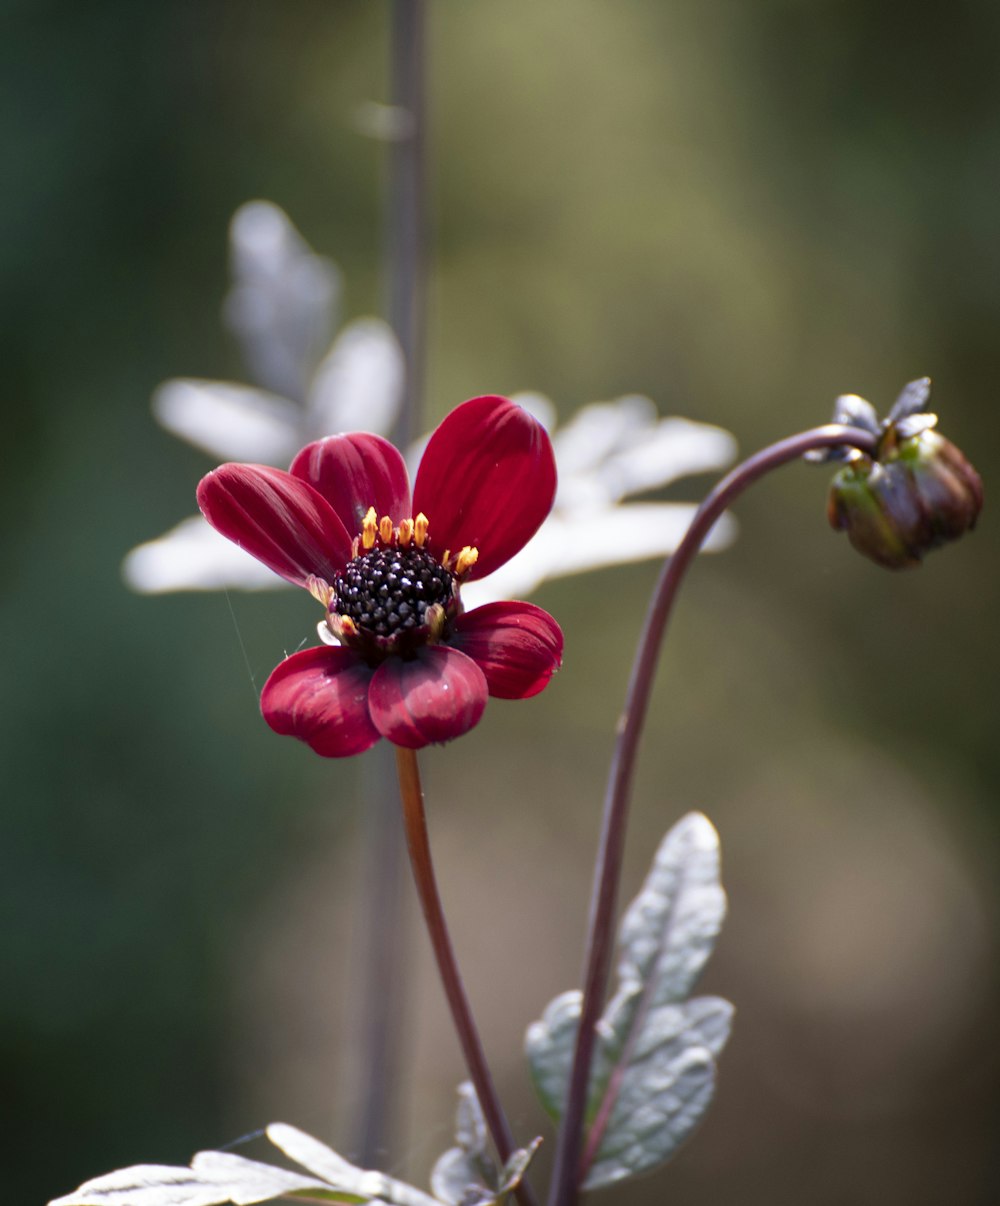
(3, 3, 998, 1204)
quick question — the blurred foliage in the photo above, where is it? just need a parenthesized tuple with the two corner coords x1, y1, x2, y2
(3, 2, 998, 1205)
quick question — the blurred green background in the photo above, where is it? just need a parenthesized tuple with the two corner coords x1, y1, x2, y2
(4, 2, 999, 1203)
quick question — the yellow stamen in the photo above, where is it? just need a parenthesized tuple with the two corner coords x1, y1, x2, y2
(379, 515, 394, 544)
(361, 506, 378, 550)
(453, 546, 479, 577)
(413, 512, 430, 547)
(397, 517, 414, 547)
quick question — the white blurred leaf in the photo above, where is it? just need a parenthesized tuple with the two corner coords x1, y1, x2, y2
(554, 404, 736, 509)
(508, 391, 557, 432)
(122, 515, 282, 594)
(461, 505, 736, 609)
(307, 317, 404, 440)
(549, 396, 658, 478)
(594, 416, 738, 502)
(153, 379, 300, 463)
(224, 201, 340, 402)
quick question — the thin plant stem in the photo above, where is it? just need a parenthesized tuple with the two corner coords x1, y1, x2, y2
(394, 747, 539, 1206)
(548, 423, 880, 1206)
(353, 0, 428, 1164)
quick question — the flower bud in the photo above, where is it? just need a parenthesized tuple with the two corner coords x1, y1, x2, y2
(827, 418, 983, 570)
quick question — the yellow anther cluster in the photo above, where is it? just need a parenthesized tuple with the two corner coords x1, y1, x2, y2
(353, 506, 433, 556)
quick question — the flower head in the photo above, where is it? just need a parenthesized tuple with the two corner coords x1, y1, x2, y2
(813, 378, 983, 569)
(198, 395, 563, 754)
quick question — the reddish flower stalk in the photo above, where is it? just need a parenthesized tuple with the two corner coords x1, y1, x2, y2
(547, 423, 881, 1206)
(395, 747, 538, 1206)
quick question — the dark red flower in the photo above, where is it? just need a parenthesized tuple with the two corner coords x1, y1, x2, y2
(197, 395, 563, 755)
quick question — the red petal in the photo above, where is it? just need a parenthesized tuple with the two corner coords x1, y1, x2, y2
(290, 433, 412, 536)
(260, 646, 380, 757)
(197, 464, 352, 587)
(368, 646, 488, 748)
(451, 602, 563, 699)
(412, 396, 557, 580)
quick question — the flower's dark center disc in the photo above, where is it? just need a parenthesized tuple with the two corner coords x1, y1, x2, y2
(334, 547, 454, 638)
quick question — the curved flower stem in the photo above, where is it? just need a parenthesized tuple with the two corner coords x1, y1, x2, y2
(547, 423, 881, 1206)
(394, 747, 538, 1206)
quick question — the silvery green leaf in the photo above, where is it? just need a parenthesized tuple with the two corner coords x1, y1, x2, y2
(613, 812, 726, 1009)
(429, 1149, 485, 1206)
(47, 1152, 332, 1206)
(525, 814, 732, 1188)
(430, 1084, 496, 1206)
(430, 1086, 542, 1206)
(582, 1045, 717, 1190)
(431, 1143, 542, 1206)
(524, 989, 585, 1120)
(49, 1125, 444, 1206)
(452, 1082, 489, 1158)
(266, 1123, 439, 1206)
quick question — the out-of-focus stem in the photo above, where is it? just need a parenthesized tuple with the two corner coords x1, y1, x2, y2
(354, 0, 427, 1165)
(394, 748, 538, 1206)
(548, 424, 881, 1206)
(386, 0, 426, 450)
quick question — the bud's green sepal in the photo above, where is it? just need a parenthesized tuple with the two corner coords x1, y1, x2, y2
(822, 381, 983, 569)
